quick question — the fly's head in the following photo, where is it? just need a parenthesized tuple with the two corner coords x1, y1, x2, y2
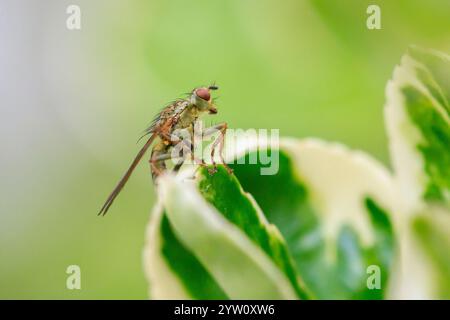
(191, 85, 219, 115)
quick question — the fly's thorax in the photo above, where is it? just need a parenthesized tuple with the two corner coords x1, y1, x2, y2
(175, 104, 202, 129)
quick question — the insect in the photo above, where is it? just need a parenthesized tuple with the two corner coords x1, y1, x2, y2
(98, 85, 232, 216)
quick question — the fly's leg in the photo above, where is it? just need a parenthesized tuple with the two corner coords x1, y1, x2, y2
(151, 150, 190, 180)
(150, 142, 173, 181)
(171, 140, 188, 173)
(172, 137, 207, 170)
(160, 130, 203, 165)
(151, 140, 198, 180)
(204, 122, 233, 175)
(150, 152, 170, 181)
(172, 159, 185, 173)
(177, 132, 216, 179)
(189, 131, 209, 168)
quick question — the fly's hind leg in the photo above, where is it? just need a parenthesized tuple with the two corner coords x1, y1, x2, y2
(172, 159, 185, 173)
(150, 143, 172, 182)
(150, 153, 169, 182)
(174, 133, 209, 176)
(150, 140, 193, 181)
(204, 122, 233, 175)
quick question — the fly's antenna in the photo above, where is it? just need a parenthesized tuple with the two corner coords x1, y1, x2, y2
(209, 81, 219, 90)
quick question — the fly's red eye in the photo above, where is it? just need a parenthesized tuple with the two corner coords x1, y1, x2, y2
(196, 88, 210, 101)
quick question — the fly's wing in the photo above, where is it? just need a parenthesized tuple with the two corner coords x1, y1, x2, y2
(98, 133, 157, 216)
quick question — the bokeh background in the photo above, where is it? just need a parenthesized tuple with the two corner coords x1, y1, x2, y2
(1, 0, 449, 299)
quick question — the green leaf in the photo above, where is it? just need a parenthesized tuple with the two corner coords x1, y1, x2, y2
(144, 138, 398, 299)
(385, 46, 450, 210)
(196, 166, 310, 299)
(388, 206, 450, 299)
(411, 210, 450, 298)
(145, 173, 303, 299)
(229, 138, 398, 299)
(144, 202, 227, 299)
(384, 47, 450, 299)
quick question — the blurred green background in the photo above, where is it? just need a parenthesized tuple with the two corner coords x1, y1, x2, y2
(0, 0, 449, 299)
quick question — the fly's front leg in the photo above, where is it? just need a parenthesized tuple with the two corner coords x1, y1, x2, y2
(189, 130, 209, 168)
(204, 122, 233, 175)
